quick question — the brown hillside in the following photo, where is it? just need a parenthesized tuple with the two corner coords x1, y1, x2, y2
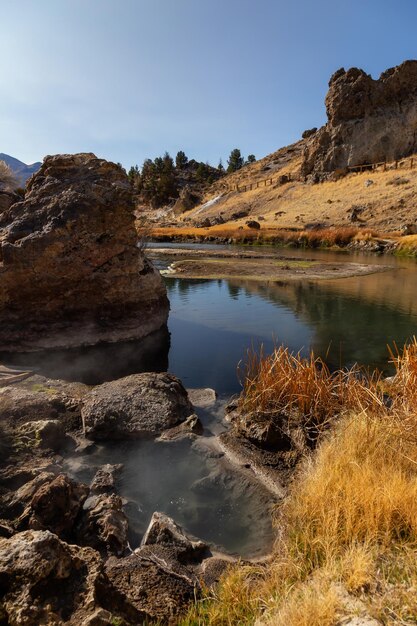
(176, 154, 417, 232)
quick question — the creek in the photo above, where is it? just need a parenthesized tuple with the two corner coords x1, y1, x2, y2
(6, 243, 417, 557)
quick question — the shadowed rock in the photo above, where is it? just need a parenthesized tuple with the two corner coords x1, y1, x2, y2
(0, 152, 169, 351)
(76, 493, 129, 556)
(0, 530, 149, 625)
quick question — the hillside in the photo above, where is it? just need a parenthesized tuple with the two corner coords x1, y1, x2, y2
(176, 154, 417, 232)
(0, 153, 41, 186)
(147, 61, 417, 235)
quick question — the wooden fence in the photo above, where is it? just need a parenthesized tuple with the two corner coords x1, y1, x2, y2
(219, 156, 415, 195)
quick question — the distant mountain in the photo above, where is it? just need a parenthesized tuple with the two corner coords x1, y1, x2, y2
(0, 153, 42, 186)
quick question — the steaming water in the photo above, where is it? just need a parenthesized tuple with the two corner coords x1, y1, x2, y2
(5, 244, 417, 556)
(64, 435, 275, 557)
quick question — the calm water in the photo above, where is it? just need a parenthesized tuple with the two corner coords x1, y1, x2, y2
(9, 244, 417, 555)
(157, 245, 417, 394)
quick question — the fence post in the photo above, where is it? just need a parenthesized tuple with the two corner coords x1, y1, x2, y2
(411, 158, 414, 169)
(264, 180, 267, 187)
(395, 161, 398, 169)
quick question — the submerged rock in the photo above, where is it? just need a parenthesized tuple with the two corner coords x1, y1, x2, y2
(0, 152, 169, 351)
(157, 413, 203, 441)
(82, 372, 194, 440)
(187, 387, 217, 408)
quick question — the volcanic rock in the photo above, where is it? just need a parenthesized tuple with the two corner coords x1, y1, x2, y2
(0, 190, 19, 213)
(82, 372, 194, 440)
(90, 463, 123, 494)
(302, 60, 417, 177)
(0, 375, 89, 432)
(28, 474, 89, 537)
(105, 551, 198, 625)
(16, 419, 67, 452)
(76, 493, 129, 556)
(0, 152, 169, 351)
(0, 530, 148, 625)
(140, 511, 208, 561)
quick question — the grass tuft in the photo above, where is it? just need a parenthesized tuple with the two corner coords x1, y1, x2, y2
(181, 339, 417, 625)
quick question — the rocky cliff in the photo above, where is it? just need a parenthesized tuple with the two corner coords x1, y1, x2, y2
(302, 60, 417, 178)
(0, 153, 169, 351)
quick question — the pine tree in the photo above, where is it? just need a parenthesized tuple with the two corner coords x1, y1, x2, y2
(175, 150, 188, 169)
(227, 148, 244, 173)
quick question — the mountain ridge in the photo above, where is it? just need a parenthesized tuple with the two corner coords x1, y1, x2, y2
(0, 153, 42, 186)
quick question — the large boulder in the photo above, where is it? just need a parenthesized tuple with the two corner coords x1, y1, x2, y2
(302, 60, 417, 177)
(0, 530, 148, 625)
(82, 372, 194, 440)
(0, 152, 169, 351)
(105, 551, 198, 625)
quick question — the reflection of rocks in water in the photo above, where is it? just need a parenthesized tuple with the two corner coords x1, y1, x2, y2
(232, 274, 417, 372)
(0, 325, 170, 385)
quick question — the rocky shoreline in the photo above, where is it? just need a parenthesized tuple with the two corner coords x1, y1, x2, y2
(0, 371, 284, 624)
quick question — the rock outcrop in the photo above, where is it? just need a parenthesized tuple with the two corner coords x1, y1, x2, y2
(82, 372, 194, 440)
(302, 60, 417, 178)
(0, 153, 169, 351)
(0, 530, 149, 625)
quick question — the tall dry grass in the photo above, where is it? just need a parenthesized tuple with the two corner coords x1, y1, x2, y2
(149, 226, 386, 248)
(181, 339, 417, 625)
(238, 345, 384, 440)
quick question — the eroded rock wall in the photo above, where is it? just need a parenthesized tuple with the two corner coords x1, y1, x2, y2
(0, 153, 169, 350)
(301, 60, 417, 177)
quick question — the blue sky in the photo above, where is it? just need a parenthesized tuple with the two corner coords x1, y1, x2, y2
(1, 0, 416, 169)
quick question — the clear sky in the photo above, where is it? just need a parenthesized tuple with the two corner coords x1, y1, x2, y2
(1, 0, 416, 169)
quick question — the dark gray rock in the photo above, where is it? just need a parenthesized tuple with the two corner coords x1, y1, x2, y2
(82, 372, 194, 440)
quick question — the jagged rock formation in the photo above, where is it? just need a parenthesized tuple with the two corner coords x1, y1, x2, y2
(302, 60, 417, 178)
(0, 153, 169, 351)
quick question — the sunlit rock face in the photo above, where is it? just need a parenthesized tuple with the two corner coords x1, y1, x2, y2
(0, 153, 169, 351)
(301, 60, 417, 177)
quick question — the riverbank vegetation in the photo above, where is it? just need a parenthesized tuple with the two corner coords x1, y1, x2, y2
(181, 339, 417, 625)
(149, 225, 399, 250)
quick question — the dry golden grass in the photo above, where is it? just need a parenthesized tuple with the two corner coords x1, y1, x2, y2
(181, 340, 417, 626)
(178, 153, 417, 232)
(238, 345, 384, 438)
(395, 233, 417, 256)
(149, 225, 389, 249)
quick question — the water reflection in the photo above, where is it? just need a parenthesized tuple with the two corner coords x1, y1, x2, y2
(0, 326, 170, 385)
